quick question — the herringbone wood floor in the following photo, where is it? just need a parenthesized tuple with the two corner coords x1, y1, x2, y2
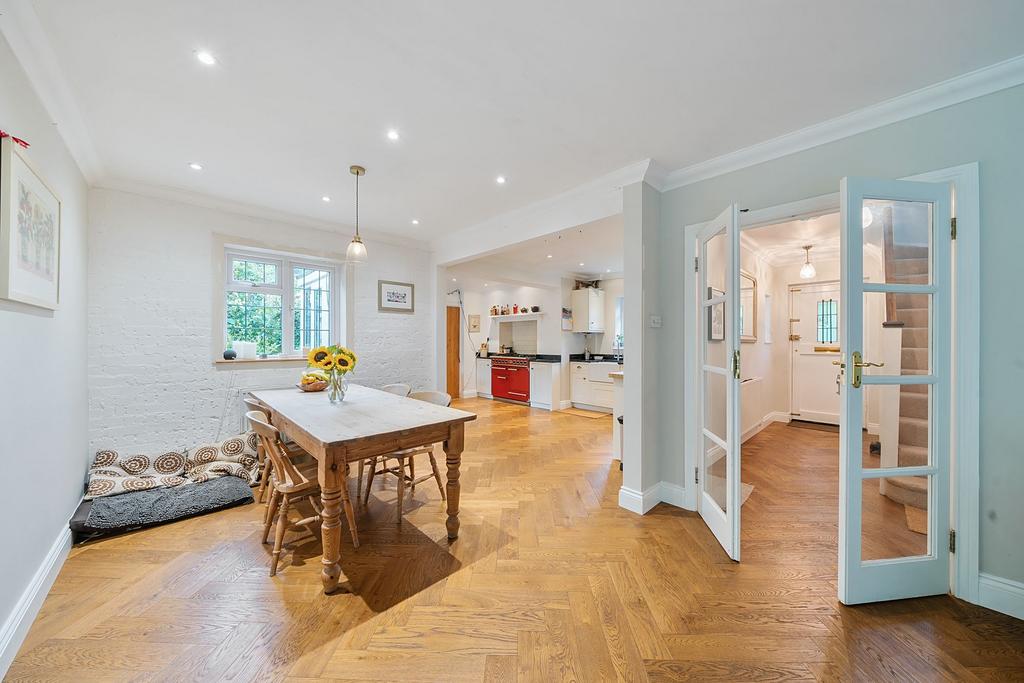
(9, 398, 1024, 681)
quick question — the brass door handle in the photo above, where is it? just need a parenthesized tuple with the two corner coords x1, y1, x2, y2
(850, 351, 884, 388)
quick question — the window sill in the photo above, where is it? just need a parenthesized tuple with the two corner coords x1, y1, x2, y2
(213, 357, 308, 366)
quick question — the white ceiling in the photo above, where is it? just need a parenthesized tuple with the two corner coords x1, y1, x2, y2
(449, 213, 623, 285)
(13, 1, 1024, 240)
(743, 213, 839, 267)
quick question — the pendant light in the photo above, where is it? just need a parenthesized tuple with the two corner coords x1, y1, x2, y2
(345, 165, 368, 263)
(799, 245, 816, 280)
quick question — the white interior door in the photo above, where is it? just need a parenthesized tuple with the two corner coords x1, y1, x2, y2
(790, 281, 842, 425)
(839, 177, 951, 604)
(697, 204, 741, 560)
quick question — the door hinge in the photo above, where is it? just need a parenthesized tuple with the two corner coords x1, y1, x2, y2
(694, 467, 699, 485)
(950, 216, 957, 240)
(694, 257, 699, 273)
(949, 529, 956, 554)
(732, 350, 741, 379)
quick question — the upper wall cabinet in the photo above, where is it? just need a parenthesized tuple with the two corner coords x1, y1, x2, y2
(571, 288, 605, 333)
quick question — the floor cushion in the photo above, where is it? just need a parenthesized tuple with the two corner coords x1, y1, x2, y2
(70, 476, 253, 542)
(85, 449, 188, 500)
(185, 432, 260, 485)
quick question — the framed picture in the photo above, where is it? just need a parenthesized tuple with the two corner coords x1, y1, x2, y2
(378, 280, 414, 313)
(0, 137, 61, 309)
(468, 314, 480, 333)
(707, 287, 724, 341)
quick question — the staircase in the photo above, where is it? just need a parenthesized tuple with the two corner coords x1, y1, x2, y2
(883, 244, 929, 510)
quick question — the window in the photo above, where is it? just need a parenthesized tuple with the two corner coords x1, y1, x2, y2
(614, 296, 624, 350)
(224, 249, 341, 357)
(816, 298, 838, 344)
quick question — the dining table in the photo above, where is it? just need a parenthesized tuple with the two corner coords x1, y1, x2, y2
(250, 384, 477, 594)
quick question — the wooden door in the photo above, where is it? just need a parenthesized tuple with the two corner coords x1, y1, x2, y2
(446, 306, 461, 398)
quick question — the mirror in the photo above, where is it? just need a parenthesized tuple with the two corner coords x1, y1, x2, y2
(740, 271, 757, 343)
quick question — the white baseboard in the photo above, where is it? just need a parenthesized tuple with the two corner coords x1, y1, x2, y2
(558, 400, 573, 410)
(764, 411, 791, 424)
(618, 484, 660, 514)
(0, 525, 72, 678)
(461, 390, 478, 398)
(571, 402, 612, 414)
(619, 481, 690, 514)
(658, 482, 687, 509)
(978, 572, 1024, 621)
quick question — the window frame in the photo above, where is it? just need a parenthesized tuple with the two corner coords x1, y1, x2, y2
(222, 248, 342, 359)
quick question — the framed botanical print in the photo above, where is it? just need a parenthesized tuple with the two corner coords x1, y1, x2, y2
(378, 280, 414, 313)
(0, 137, 61, 310)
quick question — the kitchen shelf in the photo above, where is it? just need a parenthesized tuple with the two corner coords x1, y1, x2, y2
(489, 312, 544, 323)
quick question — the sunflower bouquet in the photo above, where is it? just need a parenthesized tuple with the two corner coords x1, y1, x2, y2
(306, 345, 358, 402)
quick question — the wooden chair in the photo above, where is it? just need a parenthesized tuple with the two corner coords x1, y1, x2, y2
(356, 382, 412, 502)
(362, 391, 451, 524)
(244, 397, 306, 504)
(381, 383, 412, 397)
(246, 411, 359, 576)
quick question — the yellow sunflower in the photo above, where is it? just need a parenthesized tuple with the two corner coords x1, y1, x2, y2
(335, 346, 357, 373)
(333, 352, 353, 373)
(308, 346, 331, 368)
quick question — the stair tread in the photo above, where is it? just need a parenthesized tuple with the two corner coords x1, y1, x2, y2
(887, 475, 928, 492)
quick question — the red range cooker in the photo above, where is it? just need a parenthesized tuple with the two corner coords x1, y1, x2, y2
(491, 356, 530, 403)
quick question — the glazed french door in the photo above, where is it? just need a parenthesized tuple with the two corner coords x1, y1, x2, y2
(696, 204, 741, 560)
(838, 177, 951, 604)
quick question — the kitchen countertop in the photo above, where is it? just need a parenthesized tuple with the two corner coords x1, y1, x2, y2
(568, 354, 624, 364)
(609, 371, 624, 379)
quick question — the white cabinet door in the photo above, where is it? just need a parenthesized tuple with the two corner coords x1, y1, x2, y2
(530, 362, 552, 407)
(571, 289, 606, 333)
(570, 363, 590, 403)
(476, 358, 491, 397)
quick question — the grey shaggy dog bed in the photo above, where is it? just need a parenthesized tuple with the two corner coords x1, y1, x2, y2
(70, 476, 253, 542)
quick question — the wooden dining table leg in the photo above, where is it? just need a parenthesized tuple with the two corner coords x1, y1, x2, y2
(319, 450, 346, 594)
(444, 424, 464, 540)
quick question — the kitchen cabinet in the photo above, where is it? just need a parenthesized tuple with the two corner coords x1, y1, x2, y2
(529, 362, 561, 410)
(475, 358, 492, 398)
(571, 288, 605, 333)
(569, 361, 620, 411)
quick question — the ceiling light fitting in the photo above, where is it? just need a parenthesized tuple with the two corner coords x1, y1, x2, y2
(800, 245, 816, 280)
(346, 165, 368, 263)
(188, 162, 203, 171)
(196, 50, 217, 66)
(495, 176, 506, 185)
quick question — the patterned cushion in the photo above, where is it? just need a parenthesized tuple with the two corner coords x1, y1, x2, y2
(85, 449, 188, 500)
(184, 432, 260, 485)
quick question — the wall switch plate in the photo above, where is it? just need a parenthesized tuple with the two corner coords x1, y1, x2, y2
(649, 315, 662, 328)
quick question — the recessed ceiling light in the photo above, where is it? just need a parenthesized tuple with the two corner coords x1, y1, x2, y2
(579, 262, 585, 267)
(546, 254, 553, 259)
(451, 277, 457, 282)
(188, 162, 203, 171)
(484, 283, 488, 287)
(386, 129, 400, 141)
(495, 176, 506, 185)
(321, 196, 331, 202)
(195, 50, 217, 66)
(606, 268, 612, 273)
(411, 219, 419, 225)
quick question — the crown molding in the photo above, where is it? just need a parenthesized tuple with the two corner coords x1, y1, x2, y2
(0, 0, 104, 182)
(96, 178, 431, 252)
(661, 53, 1024, 191)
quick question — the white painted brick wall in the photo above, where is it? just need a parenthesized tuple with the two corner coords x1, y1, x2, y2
(87, 189, 434, 455)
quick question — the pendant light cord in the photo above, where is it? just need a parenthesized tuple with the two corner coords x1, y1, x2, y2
(354, 172, 360, 239)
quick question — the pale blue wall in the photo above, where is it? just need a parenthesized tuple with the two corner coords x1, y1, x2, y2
(657, 83, 1024, 583)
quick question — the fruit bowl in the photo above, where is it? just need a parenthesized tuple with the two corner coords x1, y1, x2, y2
(297, 380, 329, 392)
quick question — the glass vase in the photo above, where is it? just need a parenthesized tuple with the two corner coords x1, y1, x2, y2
(328, 371, 348, 403)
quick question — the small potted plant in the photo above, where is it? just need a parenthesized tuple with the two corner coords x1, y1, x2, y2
(307, 345, 359, 403)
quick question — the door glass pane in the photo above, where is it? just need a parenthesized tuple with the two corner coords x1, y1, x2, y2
(703, 229, 727, 298)
(863, 292, 930, 376)
(862, 384, 931, 469)
(862, 199, 932, 285)
(293, 266, 332, 351)
(703, 434, 727, 514)
(703, 370, 727, 442)
(862, 475, 929, 561)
